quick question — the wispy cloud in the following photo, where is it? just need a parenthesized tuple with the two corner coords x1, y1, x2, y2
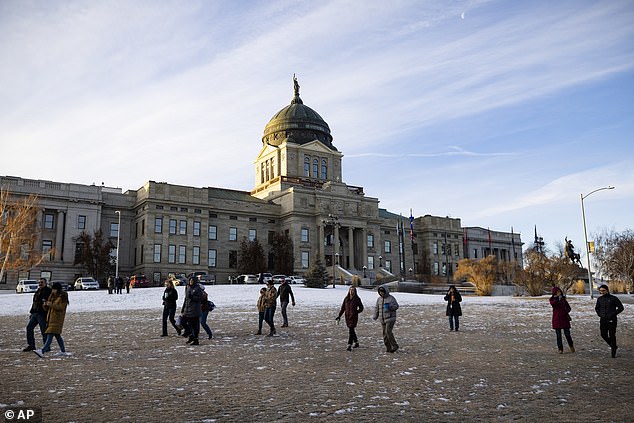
(347, 146, 515, 158)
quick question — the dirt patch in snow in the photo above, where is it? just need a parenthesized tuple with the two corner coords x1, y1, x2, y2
(1, 298, 632, 422)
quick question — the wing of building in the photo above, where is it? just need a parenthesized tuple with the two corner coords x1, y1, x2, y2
(0, 79, 522, 288)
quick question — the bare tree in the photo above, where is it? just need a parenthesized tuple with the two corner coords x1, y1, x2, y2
(594, 229, 634, 293)
(0, 188, 51, 282)
(73, 230, 115, 284)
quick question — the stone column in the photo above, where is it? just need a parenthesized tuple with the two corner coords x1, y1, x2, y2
(361, 227, 367, 270)
(55, 210, 65, 261)
(319, 224, 325, 263)
(348, 226, 354, 270)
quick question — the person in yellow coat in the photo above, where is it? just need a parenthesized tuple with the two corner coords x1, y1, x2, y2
(34, 282, 69, 357)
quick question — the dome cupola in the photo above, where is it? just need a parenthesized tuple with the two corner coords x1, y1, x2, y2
(262, 75, 336, 150)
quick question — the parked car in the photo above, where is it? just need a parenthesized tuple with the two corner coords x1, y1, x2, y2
(236, 274, 258, 284)
(199, 274, 215, 285)
(186, 271, 207, 282)
(16, 279, 39, 293)
(129, 275, 151, 288)
(48, 280, 71, 291)
(258, 273, 273, 284)
(271, 275, 287, 284)
(288, 276, 306, 284)
(74, 277, 100, 290)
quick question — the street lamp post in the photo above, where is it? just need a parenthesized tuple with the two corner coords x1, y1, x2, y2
(363, 265, 367, 279)
(322, 214, 339, 288)
(379, 255, 383, 268)
(581, 186, 614, 299)
(334, 252, 339, 288)
(115, 210, 121, 279)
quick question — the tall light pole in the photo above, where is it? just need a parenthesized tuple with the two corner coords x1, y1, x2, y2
(115, 210, 121, 280)
(321, 214, 339, 288)
(581, 186, 614, 299)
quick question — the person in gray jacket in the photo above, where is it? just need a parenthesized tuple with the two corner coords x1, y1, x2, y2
(373, 285, 399, 353)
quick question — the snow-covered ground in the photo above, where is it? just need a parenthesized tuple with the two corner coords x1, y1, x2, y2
(0, 283, 602, 316)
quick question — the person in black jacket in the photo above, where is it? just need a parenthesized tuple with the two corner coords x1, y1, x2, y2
(595, 284, 624, 358)
(161, 280, 180, 337)
(444, 285, 462, 332)
(22, 278, 52, 352)
(276, 278, 295, 327)
(181, 277, 203, 345)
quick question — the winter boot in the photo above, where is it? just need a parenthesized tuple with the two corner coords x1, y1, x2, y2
(558, 348, 563, 354)
(353, 342, 359, 349)
(191, 338, 199, 346)
(346, 345, 352, 351)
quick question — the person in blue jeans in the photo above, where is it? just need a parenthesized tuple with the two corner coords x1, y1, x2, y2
(444, 285, 462, 331)
(199, 285, 213, 339)
(23, 278, 52, 352)
(264, 280, 277, 336)
(34, 282, 69, 357)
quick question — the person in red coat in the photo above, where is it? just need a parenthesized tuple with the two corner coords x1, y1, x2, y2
(336, 286, 364, 351)
(549, 286, 574, 354)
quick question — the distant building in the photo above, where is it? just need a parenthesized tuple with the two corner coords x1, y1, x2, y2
(1, 80, 522, 288)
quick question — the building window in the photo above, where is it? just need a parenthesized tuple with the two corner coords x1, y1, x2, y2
(321, 159, 327, 180)
(180, 207, 188, 212)
(78, 215, 86, 230)
(442, 263, 447, 276)
(168, 245, 176, 264)
(261, 163, 265, 183)
(313, 158, 318, 178)
(385, 260, 392, 272)
(368, 256, 374, 270)
(367, 234, 374, 248)
(301, 251, 309, 268)
(43, 213, 54, 229)
(301, 228, 309, 243)
(179, 220, 187, 235)
(178, 245, 186, 264)
(433, 242, 438, 255)
(473, 248, 478, 259)
(229, 227, 237, 241)
(208, 225, 217, 240)
(248, 229, 256, 241)
(193, 221, 201, 237)
(156, 205, 164, 210)
(304, 156, 310, 177)
(384, 240, 391, 253)
(249, 217, 257, 222)
(208, 249, 217, 267)
(141, 219, 145, 235)
(153, 244, 161, 263)
(110, 222, 119, 238)
(229, 250, 237, 268)
(229, 215, 238, 220)
(268, 231, 275, 245)
(154, 218, 162, 233)
(169, 219, 177, 235)
(42, 240, 53, 260)
(192, 246, 200, 265)
(434, 262, 439, 275)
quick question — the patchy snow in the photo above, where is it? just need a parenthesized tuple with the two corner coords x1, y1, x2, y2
(0, 284, 553, 316)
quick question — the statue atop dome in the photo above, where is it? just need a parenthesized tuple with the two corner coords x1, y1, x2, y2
(293, 73, 300, 97)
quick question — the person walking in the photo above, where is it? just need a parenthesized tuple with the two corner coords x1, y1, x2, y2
(181, 276, 203, 345)
(264, 280, 277, 336)
(373, 285, 399, 353)
(549, 286, 574, 354)
(277, 278, 296, 327)
(34, 282, 69, 357)
(444, 285, 462, 331)
(115, 276, 123, 294)
(161, 280, 180, 337)
(199, 285, 213, 340)
(107, 276, 114, 294)
(595, 284, 624, 358)
(336, 286, 364, 351)
(125, 277, 131, 294)
(22, 278, 52, 352)
(256, 287, 267, 335)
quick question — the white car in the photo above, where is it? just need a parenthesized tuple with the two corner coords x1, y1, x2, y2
(74, 277, 100, 290)
(16, 279, 39, 293)
(242, 274, 259, 284)
(271, 275, 287, 284)
(288, 276, 306, 284)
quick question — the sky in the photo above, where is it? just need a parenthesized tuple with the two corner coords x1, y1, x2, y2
(1, 0, 633, 260)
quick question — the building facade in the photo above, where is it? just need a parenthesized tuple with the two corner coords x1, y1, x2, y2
(1, 80, 522, 288)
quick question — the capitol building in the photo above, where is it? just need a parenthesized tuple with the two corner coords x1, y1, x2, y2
(1, 80, 522, 288)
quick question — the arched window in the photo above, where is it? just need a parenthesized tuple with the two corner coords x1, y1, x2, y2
(304, 156, 310, 177)
(260, 163, 265, 183)
(313, 158, 319, 178)
(321, 159, 327, 180)
(270, 158, 275, 178)
(266, 161, 270, 181)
